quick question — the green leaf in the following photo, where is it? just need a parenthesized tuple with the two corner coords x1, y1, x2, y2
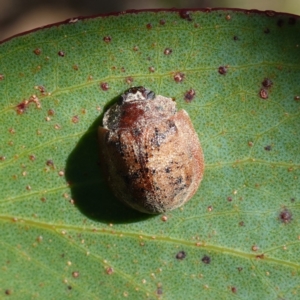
(0, 9, 300, 299)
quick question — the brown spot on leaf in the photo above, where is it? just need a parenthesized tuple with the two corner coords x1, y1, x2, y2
(294, 95, 300, 101)
(164, 48, 172, 55)
(179, 10, 192, 21)
(202, 255, 211, 264)
(279, 208, 292, 224)
(149, 66, 155, 73)
(100, 82, 109, 91)
(264, 145, 272, 151)
(176, 251, 186, 260)
(264, 28, 271, 34)
(184, 89, 196, 102)
(146, 23, 152, 29)
(58, 51, 65, 57)
(105, 267, 114, 275)
(174, 72, 185, 83)
(218, 66, 227, 75)
(262, 78, 273, 88)
(231, 286, 237, 293)
(0, 74, 4, 80)
(225, 14, 231, 21)
(72, 271, 80, 278)
(259, 88, 268, 99)
(103, 36, 112, 43)
(159, 19, 166, 25)
(125, 77, 134, 85)
(33, 48, 41, 55)
(72, 115, 79, 123)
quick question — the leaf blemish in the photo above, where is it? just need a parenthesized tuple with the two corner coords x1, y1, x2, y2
(164, 48, 172, 55)
(184, 89, 196, 102)
(218, 66, 227, 75)
(279, 208, 292, 224)
(125, 76, 134, 85)
(277, 19, 284, 27)
(149, 66, 155, 73)
(103, 36, 112, 43)
(33, 48, 41, 55)
(29, 154, 36, 161)
(174, 72, 185, 83)
(262, 78, 273, 88)
(201, 255, 211, 264)
(0, 74, 4, 80)
(100, 82, 109, 91)
(146, 23, 152, 29)
(259, 88, 268, 99)
(58, 51, 65, 57)
(159, 19, 166, 25)
(72, 271, 80, 278)
(176, 250, 186, 260)
(179, 11, 192, 21)
(264, 145, 272, 151)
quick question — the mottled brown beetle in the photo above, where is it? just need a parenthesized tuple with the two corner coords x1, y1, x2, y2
(98, 87, 204, 214)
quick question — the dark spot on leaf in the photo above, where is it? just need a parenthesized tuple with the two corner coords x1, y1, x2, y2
(176, 250, 186, 260)
(103, 36, 112, 43)
(277, 19, 284, 27)
(225, 14, 231, 21)
(149, 66, 155, 73)
(46, 160, 54, 167)
(288, 17, 296, 25)
(233, 36, 239, 41)
(184, 89, 196, 102)
(264, 28, 270, 34)
(174, 72, 185, 83)
(157, 287, 163, 295)
(279, 208, 292, 224)
(264, 145, 272, 151)
(133, 45, 139, 51)
(259, 88, 268, 99)
(48, 109, 55, 116)
(100, 82, 109, 91)
(58, 51, 65, 57)
(125, 77, 134, 85)
(218, 66, 227, 75)
(146, 23, 152, 29)
(29, 154, 36, 161)
(256, 254, 264, 259)
(227, 196, 232, 202)
(262, 78, 273, 88)
(159, 19, 166, 25)
(5, 289, 12, 295)
(33, 48, 41, 55)
(67, 286, 72, 290)
(231, 286, 237, 293)
(0, 74, 4, 80)
(105, 267, 114, 275)
(72, 271, 79, 278)
(73, 64, 79, 71)
(0, 156, 6, 161)
(179, 10, 192, 21)
(201, 255, 211, 264)
(72, 115, 79, 123)
(291, 198, 295, 203)
(294, 95, 300, 101)
(164, 48, 172, 55)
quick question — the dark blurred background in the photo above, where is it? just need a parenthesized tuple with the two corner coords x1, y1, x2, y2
(0, 0, 299, 41)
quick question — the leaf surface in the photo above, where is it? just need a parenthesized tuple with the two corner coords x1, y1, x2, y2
(0, 9, 300, 299)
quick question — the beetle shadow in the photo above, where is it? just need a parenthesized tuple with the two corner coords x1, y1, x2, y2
(65, 95, 154, 224)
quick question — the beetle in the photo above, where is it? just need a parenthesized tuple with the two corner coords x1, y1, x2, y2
(98, 86, 204, 214)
